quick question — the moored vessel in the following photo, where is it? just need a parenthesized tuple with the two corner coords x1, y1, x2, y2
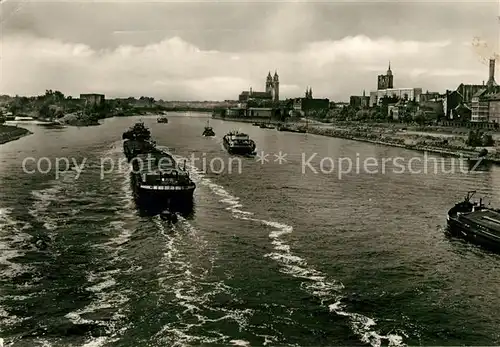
(277, 124, 306, 133)
(157, 116, 168, 123)
(222, 131, 256, 155)
(447, 191, 500, 250)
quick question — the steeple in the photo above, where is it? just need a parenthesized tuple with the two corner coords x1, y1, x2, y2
(387, 61, 392, 76)
(273, 70, 279, 81)
(267, 71, 272, 81)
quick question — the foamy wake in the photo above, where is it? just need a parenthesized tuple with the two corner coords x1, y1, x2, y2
(153, 213, 253, 346)
(64, 148, 137, 347)
(182, 160, 406, 347)
(28, 184, 65, 231)
(0, 207, 34, 332)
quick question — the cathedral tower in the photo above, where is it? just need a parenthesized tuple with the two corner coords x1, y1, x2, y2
(273, 70, 279, 102)
(266, 72, 273, 94)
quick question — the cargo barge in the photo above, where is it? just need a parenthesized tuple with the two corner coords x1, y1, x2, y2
(222, 131, 256, 155)
(123, 122, 196, 209)
(447, 191, 500, 250)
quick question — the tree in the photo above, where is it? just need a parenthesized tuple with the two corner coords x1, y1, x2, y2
(414, 110, 426, 125)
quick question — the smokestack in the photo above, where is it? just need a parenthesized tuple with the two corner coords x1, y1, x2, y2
(487, 59, 498, 87)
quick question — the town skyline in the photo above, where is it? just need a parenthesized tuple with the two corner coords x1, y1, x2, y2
(1, 0, 499, 101)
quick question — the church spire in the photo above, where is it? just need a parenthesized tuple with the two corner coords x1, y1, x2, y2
(387, 61, 392, 76)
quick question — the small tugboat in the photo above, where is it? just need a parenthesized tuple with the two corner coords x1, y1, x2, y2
(223, 131, 256, 155)
(202, 120, 215, 136)
(157, 116, 168, 123)
(447, 191, 500, 250)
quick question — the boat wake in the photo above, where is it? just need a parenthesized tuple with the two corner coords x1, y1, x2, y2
(153, 212, 253, 346)
(2, 142, 138, 347)
(182, 159, 406, 347)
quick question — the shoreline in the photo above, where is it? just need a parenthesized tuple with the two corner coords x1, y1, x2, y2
(0, 125, 33, 145)
(212, 116, 500, 164)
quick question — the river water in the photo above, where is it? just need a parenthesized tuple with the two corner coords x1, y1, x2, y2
(1, 113, 500, 346)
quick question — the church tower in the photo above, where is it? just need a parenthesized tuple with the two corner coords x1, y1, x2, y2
(386, 62, 394, 89)
(377, 62, 394, 90)
(266, 72, 273, 94)
(273, 70, 279, 102)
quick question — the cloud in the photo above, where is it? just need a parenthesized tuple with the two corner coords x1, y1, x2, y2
(0, 33, 489, 101)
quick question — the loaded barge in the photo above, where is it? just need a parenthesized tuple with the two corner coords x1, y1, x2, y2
(223, 131, 256, 155)
(447, 191, 500, 250)
(122, 122, 196, 208)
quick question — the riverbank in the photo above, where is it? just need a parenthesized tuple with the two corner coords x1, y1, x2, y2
(0, 125, 32, 145)
(304, 125, 500, 163)
(213, 115, 500, 163)
(211, 114, 302, 125)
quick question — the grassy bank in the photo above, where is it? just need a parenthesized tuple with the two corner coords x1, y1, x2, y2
(0, 125, 32, 145)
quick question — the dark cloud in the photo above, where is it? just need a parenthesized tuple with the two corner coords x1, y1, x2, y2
(0, 0, 497, 100)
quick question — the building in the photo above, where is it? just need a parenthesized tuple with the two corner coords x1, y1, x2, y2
(377, 63, 394, 90)
(80, 93, 105, 106)
(443, 90, 462, 119)
(450, 103, 472, 122)
(368, 64, 422, 107)
(246, 107, 273, 118)
(471, 59, 500, 122)
(369, 88, 423, 107)
(487, 93, 500, 123)
(292, 87, 329, 115)
(349, 90, 370, 108)
(239, 71, 279, 103)
(419, 91, 441, 103)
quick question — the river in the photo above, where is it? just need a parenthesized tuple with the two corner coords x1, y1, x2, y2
(1, 112, 500, 346)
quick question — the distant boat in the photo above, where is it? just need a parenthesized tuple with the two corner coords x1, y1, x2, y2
(202, 120, 215, 136)
(157, 116, 168, 123)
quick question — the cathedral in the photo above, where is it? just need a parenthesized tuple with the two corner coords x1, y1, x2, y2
(238, 71, 280, 102)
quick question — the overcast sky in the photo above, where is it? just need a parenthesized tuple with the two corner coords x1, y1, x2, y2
(0, 0, 498, 101)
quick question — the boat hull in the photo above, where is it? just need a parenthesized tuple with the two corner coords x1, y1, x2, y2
(223, 142, 254, 154)
(222, 139, 255, 155)
(131, 174, 195, 205)
(447, 215, 500, 251)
